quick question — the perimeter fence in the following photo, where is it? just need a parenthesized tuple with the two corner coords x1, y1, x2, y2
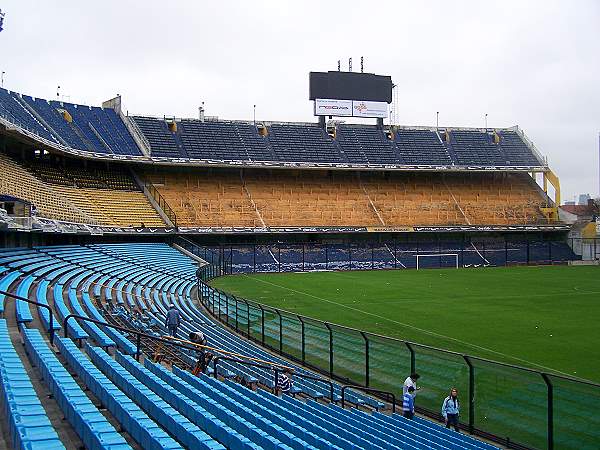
(190, 237, 598, 275)
(195, 245, 600, 450)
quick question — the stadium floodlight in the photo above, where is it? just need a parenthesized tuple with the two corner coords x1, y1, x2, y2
(416, 253, 459, 270)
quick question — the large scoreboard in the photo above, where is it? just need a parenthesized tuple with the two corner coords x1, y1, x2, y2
(309, 71, 392, 118)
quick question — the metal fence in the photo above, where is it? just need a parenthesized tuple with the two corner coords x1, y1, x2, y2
(196, 255, 600, 450)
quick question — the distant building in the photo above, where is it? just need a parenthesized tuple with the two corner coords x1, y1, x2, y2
(578, 194, 591, 205)
(561, 199, 596, 218)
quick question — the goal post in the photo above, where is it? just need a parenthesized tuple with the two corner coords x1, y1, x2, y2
(416, 253, 459, 270)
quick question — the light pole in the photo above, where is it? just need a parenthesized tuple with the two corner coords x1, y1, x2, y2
(484, 113, 488, 130)
(253, 104, 256, 127)
(436, 111, 439, 129)
(57, 85, 61, 100)
(1, 71, 4, 88)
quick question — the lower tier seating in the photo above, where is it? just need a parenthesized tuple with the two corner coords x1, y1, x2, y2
(2, 242, 584, 449)
(0, 320, 65, 450)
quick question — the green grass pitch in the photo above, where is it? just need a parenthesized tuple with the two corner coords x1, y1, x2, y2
(211, 265, 600, 383)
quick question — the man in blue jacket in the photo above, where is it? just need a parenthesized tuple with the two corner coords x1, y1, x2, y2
(442, 388, 460, 432)
(402, 386, 415, 419)
(165, 303, 181, 338)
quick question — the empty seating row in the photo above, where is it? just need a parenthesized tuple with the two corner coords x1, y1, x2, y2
(142, 168, 548, 227)
(22, 327, 132, 449)
(87, 345, 223, 449)
(337, 125, 399, 165)
(56, 337, 183, 450)
(0, 320, 64, 449)
(0, 153, 165, 227)
(395, 129, 453, 165)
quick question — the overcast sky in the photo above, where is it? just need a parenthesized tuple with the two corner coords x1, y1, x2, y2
(1, 0, 599, 201)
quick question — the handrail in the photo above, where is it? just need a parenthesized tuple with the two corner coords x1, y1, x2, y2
(212, 355, 335, 402)
(0, 290, 55, 345)
(63, 313, 310, 371)
(341, 385, 396, 413)
(164, 335, 290, 368)
(63, 313, 200, 360)
(144, 181, 178, 228)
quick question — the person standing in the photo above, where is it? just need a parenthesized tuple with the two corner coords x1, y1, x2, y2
(165, 303, 181, 338)
(441, 388, 461, 432)
(402, 386, 415, 419)
(403, 372, 420, 397)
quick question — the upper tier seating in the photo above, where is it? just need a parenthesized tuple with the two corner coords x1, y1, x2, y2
(0, 88, 59, 143)
(395, 129, 453, 165)
(130, 116, 181, 157)
(267, 124, 344, 163)
(131, 117, 274, 161)
(1, 89, 544, 168)
(336, 125, 399, 164)
(497, 130, 542, 166)
(56, 102, 141, 155)
(179, 120, 272, 161)
(20, 95, 89, 150)
(449, 131, 507, 166)
(1, 88, 140, 155)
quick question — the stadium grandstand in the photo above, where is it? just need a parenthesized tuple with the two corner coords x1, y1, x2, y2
(0, 50, 598, 450)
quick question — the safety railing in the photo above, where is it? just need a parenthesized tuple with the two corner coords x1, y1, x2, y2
(62, 313, 337, 404)
(0, 290, 56, 344)
(63, 313, 201, 360)
(341, 385, 396, 413)
(198, 268, 600, 450)
(212, 355, 335, 402)
(144, 181, 178, 227)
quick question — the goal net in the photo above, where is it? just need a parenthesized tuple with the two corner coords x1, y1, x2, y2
(416, 253, 459, 270)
